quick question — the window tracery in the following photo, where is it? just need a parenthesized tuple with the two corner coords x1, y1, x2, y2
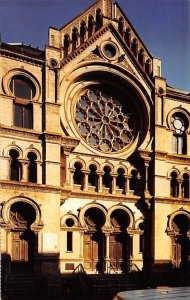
(75, 87, 135, 153)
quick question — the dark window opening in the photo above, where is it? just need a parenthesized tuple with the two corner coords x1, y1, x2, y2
(64, 35, 70, 57)
(88, 165, 98, 187)
(67, 232, 73, 251)
(145, 60, 151, 74)
(130, 169, 138, 194)
(138, 49, 144, 66)
(131, 39, 138, 56)
(14, 103, 33, 129)
(124, 28, 131, 47)
(103, 166, 112, 188)
(116, 168, 125, 190)
(28, 152, 37, 183)
(95, 9, 103, 31)
(10, 149, 21, 181)
(73, 162, 83, 185)
(118, 17, 124, 36)
(182, 174, 189, 198)
(173, 135, 187, 155)
(171, 172, 179, 197)
(72, 28, 78, 51)
(88, 15, 94, 38)
(80, 21, 86, 44)
(10, 75, 35, 99)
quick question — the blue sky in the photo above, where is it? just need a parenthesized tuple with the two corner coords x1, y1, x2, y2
(0, 0, 189, 91)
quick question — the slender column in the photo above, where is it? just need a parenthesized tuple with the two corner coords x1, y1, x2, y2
(97, 172, 103, 193)
(83, 171, 89, 191)
(70, 169, 74, 188)
(79, 231, 84, 258)
(37, 162, 42, 184)
(21, 160, 28, 182)
(124, 175, 128, 195)
(178, 179, 183, 198)
(112, 174, 117, 194)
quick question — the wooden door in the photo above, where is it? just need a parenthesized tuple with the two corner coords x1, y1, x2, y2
(12, 232, 29, 261)
(84, 234, 98, 271)
(173, 242, 181, 268)
(110, 234, 122, 270)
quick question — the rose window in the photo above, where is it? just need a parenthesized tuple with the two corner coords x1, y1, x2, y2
(75, 88, 135, 152)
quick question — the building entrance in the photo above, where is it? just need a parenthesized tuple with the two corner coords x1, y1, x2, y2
(83, 207, 106, 273)
(9, 201, 36, 268)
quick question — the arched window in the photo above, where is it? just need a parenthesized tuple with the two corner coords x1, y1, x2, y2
(103, 166, 112, 189)
(28, 152, 37, 183)
(118, 17, 124, 36)
(171, 113, 188, 155)
(80, 21, 86, 44)
(131, 39, 138, 56)
(138, 49, 144, 66)
(182, 174, 189, 198)
(9, 149, 22, 181)
(64, 34, 70, 57)
(130, 169, 138, 195)
(95, 9, 103, 31)
(145, 59, 151, 75)
(88, 15, 94, 38)
(73, 162, 83, 186)
(116, 168, 125, 192)
(88, 164, 98, 187)
(72, 28, 78, 51)
(170, 172, 179, 197)
(124, 27, 131, 47)
(10, 75, 34, 129)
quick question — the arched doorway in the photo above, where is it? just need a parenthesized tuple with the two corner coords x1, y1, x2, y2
(9, 201, 36, 269)
(83, 207, 106, 273)
(172, 214, 190, 270)
(110, 209, 131, 272)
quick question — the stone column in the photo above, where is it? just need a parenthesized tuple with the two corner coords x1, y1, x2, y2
(178, 179, 183, 198)
(21, 160, 28, 182)
(83, 171, 89, 191)
(37, 162, 42, 184)
(79, 231, 84, 258)
(124, 175, 128, 195)
(112, 174, 117, 194)
(97, 172, 103, 193)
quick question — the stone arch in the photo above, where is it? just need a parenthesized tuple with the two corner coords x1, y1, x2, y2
(1, 196, 43, 231)
(166, 107, 190, 130)
(167, 167, 180, 178)
(70, 157, 86, 170)
(114, 165, 128, 175)
(86, 160, 100, 172)
(2, 68, 41, 101)
(100, 162, 114, 173)
(107, 204, 135, 230)
(3, 144, 23, 158)
(79, 203, 107, 228)
(60, 212, 79, 228)
(135, 217, 145, 230)
(167, 209, 190, 234)
(24, 147, 41, 161)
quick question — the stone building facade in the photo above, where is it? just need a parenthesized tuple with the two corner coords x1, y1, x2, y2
(1, 0, 190, 276)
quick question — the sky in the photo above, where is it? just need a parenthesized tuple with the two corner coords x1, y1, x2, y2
(0, 0, 189, 91)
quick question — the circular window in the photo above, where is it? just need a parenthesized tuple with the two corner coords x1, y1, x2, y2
(65, 218, 75, 227)
(75, 86, 135, 153)
(171, 113, 188, 134)
(103, 43, 117, 58)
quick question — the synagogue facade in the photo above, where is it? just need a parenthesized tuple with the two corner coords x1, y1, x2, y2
(1, 0, 190, 276)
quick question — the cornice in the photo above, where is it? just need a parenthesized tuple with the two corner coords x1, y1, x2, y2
(61, 136, 80, 152)
(0, 125, 41, 140)
(0, 181, 61, 194)
(154, 197, 190, 205)
(61, 188, 141, 203)
(0, 47, 45, 66)
(166, 90, 190, 103)
(155, 151, 190, 165)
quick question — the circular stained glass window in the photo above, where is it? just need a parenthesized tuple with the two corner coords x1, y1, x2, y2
(75, 88, 135, 152)
(103, 43, 117, 58)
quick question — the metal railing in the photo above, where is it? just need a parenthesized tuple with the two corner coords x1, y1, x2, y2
(72, 263, 86, 274)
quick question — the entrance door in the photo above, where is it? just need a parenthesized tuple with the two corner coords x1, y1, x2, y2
(12, 229, 35, 264)
(84, 232, 105, 272)
(110, 232, 128, 272)
(173, 242, 181, 268)
(12, 232, 29, 261)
